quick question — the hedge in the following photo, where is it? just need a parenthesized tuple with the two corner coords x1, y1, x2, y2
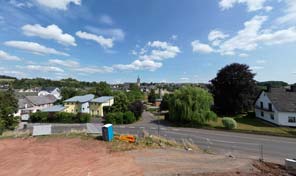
(105, 111, 136, 125)
(0, 120, 4, 135)
(30, 112, 91, 123)
(222, 117, 237, 130)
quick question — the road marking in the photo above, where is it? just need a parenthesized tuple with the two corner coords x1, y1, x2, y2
(176, 128, 296, 145)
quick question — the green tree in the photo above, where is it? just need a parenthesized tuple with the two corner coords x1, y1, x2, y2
(0, 89, 18, 129)
(160, 94, 171, 111)
(108, 91, 129, 112)
(168, 86, 217, 125)
(60, 87, 81, 101)
(126, 84, 144, 102)
(148, 89, 157, 103)
(129, 100, 144, 120)
(95, 82, 112, 97)
(210, 63, 257, 115)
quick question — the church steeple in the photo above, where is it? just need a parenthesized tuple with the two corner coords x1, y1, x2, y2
(137, 76, 141, 87)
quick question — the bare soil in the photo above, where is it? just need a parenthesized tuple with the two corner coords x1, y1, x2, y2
(0, 137, 289, 176)
(0, 137, 142, 176)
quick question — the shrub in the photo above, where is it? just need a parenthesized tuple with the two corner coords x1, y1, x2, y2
(105, 112, 123, 124)
(222, 117, 237, 129)
(29, 112, 90, 123)
(57, 112, 76, 123)
(0, 119, 5, 135)
(30, 112, 49, 123)
(129, 100, 144, 120)
(123, 111, 136, 124)
(77, 113, 91, 123)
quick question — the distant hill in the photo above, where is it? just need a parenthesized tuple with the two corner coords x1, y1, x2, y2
(0, 75, 16, 80)
(257, 81, 289, 88)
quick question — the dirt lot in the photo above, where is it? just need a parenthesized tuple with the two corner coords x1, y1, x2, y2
(0, 137, 289, 176)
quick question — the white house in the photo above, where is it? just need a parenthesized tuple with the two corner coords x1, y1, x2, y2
(15, 95, 57, 120)
(254, 87, 296, 127)
(38, 87, 61, 100)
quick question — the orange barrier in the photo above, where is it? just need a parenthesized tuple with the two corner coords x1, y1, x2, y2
(115, 135, 136, 143)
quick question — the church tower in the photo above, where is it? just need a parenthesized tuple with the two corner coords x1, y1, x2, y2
(137, 76, 141, 87)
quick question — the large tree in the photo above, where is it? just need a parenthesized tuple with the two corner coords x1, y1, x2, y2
(94, 82, 112, 97)
(168, 86, 217, 125)
(210, 63, 257, 115)
(0, 89, 18, 130)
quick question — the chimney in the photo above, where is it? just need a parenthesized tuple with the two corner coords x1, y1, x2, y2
(291, 85, 296, 92)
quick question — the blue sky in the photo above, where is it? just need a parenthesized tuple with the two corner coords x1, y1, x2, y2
(0, 0, 296, 83)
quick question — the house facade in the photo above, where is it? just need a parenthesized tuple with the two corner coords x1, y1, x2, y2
(254, 87, 296, 127)
(63, 94, 114, 116)
(38, 87, 62, 100)
(15, 95, 57, 120)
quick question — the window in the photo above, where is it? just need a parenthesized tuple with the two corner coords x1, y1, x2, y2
(270, 114, 274, 120)
(288, 117, 296, 123)
(260, 102, 263, 109)
(261, 111, 264, 117)
(268, 103, 272, 111)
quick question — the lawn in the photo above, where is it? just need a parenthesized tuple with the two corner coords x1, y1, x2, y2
(207, 113, 296, 137)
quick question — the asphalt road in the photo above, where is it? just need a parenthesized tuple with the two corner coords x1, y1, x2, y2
(113, 111, 296, 164)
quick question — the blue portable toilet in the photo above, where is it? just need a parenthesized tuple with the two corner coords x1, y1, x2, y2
(102, 124, 113, 141)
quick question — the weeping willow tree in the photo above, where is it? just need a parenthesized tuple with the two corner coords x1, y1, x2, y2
(168, 86, 217, 125)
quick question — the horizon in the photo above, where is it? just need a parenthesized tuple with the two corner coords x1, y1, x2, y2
(0, 0, 296, 84)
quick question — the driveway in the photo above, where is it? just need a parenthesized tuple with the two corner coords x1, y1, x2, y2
(114, 111, 296, 164)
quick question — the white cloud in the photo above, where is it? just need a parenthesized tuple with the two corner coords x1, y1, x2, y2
(264, 6, 273, 12)
(192, 15, 296, 56)
(208, 30, 229, 41)
(49, 59, 80, 68)
(219, 0, 268, 12)
(9, 0, 33, 8)
(250, 66, 264, 70)
(0, 67, 26, 77)
(239, 53, 249, 58)
(72, 66, 113, 74)
(114, 60, 162, 71)
(23, 65, 64, 72)
(76, 31, 113, 48)
(191, 40, 214, 54)
(276, 0, 296, 24)
(0, 50, 22, 61)
(219, 16, 267, 55)
(180, 77, 189, 81)
(22, 24, 76, 46)
(256, 59, 266, 64)
(35, 0, 81, 10)
(4, 41, 69, 56)
(113, 41, 180, 71)
(171, 35, 178, 40)
(85, 26, 125, 41)
(99, 15, 113, 25)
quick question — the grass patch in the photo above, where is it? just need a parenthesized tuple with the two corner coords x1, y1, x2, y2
(107, 133, 199, 152)
(207, 113, 296, 137)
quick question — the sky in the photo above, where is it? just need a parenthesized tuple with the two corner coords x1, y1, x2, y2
(0, 0, 296, 84)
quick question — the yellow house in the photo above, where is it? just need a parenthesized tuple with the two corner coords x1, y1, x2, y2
(64, 94, 94, 114)
(89, 96, 114, 116)
(63, 94, 114, 117)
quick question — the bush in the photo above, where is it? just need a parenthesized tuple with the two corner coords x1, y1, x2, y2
(0, 119, 5, 135)
(77, 113, 91, 123)
(30, 112, 49, 123)
(129, 100, 144, 120)
(123, 111, 136, 124)
(222, 117, 237, 129)
(29, 112, 91, 123)
(104, 111, 136, 124)
(105, 112, 123, 124)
